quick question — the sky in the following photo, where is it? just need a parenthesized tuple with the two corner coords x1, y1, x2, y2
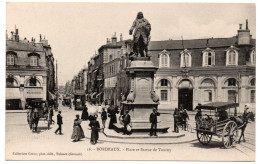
(6, 3, 256, 86)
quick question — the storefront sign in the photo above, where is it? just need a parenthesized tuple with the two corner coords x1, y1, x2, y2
(74, 90, 85, 95)
(24, 88, 43, 98)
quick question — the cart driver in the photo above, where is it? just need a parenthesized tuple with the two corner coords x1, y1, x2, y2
(243, 105, 249, 120)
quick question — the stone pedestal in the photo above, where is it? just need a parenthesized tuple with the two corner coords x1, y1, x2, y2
(114, 58, 169, 133)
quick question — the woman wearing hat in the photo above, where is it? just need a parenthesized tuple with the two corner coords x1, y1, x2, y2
(81, 105, 89, 121)
(71, 114, 85, 142)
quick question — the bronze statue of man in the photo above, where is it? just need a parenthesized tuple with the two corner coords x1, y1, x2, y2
(129, 12, 151, 57)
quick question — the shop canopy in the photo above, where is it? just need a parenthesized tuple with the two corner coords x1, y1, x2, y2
(195, 102, 239, 110)
(96, 92, 103, 97)
(48, 91, 56, 100)
(91, 92, 97, 99)
(6, 88, 21, 99)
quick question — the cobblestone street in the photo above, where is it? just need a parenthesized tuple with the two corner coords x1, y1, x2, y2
(5, 103, 255, 161)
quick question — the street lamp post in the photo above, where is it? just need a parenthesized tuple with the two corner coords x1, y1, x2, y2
(56, 60, 59, 110)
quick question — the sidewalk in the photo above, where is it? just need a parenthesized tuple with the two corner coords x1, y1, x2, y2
(6, 110, 27, 113)
(84, 127, 197, 144)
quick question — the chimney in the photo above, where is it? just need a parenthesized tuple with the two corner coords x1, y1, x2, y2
(111, 32, 117, 45)
(120, 33, 123, 41)
(15, 28, 19, 41)
(40, 34, 42, 42)
(23, 37, 28, 43)
(11, 31, 14, 40)
(237, 19, 251, 45)
(106, 38, 110, 44)
(30, 37, 35, 45)
(40, 35, 48, 46)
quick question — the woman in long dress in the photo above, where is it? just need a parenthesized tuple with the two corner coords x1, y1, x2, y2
(71, 114, 85, 142)
(81, 105, 89, 120)
(108, 105, 119, 129)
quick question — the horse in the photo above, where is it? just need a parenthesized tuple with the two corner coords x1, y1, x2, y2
(31, 110, 40, 132)
(231, 112, 255, 143)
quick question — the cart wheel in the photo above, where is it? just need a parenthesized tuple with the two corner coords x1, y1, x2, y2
(222, 121, 238, 149)
(197, 131, 212, 145)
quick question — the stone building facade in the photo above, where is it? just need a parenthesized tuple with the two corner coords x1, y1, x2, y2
(147, 21, 255, 112)
(101, 33, 129, 106)
(6, 29, 56, 110)
(85, 20, 255, 113)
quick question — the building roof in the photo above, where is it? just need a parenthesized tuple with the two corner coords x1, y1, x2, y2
(148, 37, 256, 51)
(6, 40, 44, 52)
(98, 39, 131, 51)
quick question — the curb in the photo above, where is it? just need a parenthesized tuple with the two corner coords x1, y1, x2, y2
(6, 111, 27, 114)
(102, 132, 185, 139)
(84, 135, 197, 145)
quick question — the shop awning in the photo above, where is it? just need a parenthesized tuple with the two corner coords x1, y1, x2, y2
(195, 102, 239, 110)
(96, 92, 103, 97)
(91, 92, 97, 99)
(6, 88, 21, 99)
(48, 91, 56, 100)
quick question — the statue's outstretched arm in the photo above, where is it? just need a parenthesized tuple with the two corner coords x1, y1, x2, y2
(129, 20, 136, 35)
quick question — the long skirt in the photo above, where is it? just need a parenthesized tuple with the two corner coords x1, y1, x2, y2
(108, 115, 117, 129)
(81, 111, 88, 120)
(71, 125, 85, 140)
(91, 130, 99, 143)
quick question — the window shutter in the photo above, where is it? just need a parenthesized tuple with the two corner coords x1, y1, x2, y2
(233, 52, 236, 65)
(211, 53, 215, 66)
(204, 53, 208, 66)
(7, 56, 10, 64)
(186, 55, 189, 67)
(180, 54, 183, 67)
(228, 53, 231, 65)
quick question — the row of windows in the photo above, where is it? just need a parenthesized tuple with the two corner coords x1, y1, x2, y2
(104, 62, 120, 76)
(106, 50, 122, 62)
(6, 54, 39, 66)
(6, 77, 41, 87)
(159, 48, 256, 68)
(160, 89, 255, 103)
(157, 78, 255, 87)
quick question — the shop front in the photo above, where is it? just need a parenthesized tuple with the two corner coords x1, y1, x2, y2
(6, 88, 22, 110)
(24, 87, 44, 106)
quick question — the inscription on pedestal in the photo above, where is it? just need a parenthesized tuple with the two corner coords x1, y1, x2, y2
(135, 78, 151, 102)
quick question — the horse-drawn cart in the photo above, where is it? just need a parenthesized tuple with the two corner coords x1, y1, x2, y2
(28, 100, 51, 132)
(195, 102, 239, 148)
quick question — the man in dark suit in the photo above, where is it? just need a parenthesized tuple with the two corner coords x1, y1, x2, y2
(149, 107, 160, 136)
(122, 110, 131, 135)
(55, 111, 63, 135)
(173, 108, 181, 132)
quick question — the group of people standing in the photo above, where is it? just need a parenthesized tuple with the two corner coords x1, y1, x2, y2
(70, 105, 100, 145)
(173, 107, 189, 133)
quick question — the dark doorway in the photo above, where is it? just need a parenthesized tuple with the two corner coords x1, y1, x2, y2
(228, 90, 237, 103)
(178, 88, 193, 111)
